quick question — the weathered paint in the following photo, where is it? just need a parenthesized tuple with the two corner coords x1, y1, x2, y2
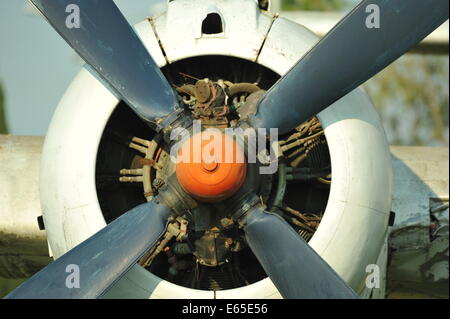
(0, 135, 51, 297)
(387, 146, 449, 298)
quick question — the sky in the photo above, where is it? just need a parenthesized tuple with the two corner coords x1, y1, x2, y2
(0, 0, 167, 136)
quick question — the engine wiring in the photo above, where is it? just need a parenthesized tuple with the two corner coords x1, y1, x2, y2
(271, 116, 330, 241)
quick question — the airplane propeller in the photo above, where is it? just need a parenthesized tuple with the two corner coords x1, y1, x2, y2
(242, 206, 357, 298)
(6, 199, 172, 299)
(251, 0, 449, 135)
(7, 0, 448, 298)
(29, 0, 179, 125)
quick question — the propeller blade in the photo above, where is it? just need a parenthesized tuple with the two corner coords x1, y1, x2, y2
(251, 0, 449, 134)
(30, 0, 179, 124)
(242, 206, 358, 299)
(6, 199, 172, 299)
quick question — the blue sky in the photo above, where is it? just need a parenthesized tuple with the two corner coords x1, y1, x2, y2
(0, 0, 166, 136)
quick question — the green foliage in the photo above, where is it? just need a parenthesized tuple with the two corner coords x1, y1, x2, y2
(0, 84, 8, 134)
(364, 55, 449, 146)
(282, 0, 346, 11)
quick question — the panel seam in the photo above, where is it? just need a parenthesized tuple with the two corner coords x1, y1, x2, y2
(147, 17, 171, 65)
(255, 13, 279, 63)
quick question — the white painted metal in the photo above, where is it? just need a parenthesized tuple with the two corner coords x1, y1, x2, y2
(387, 146, 449, 298)
(134, 20, 167, 68)
(390, 147, 449, 247)
(149, 0, 275, 63)
(100, 264, 214, 299)
(269, 0, 282, 13)
(0, 135, 44, 239)
(39, 67, 117, 258)
(0, 135, 51, 283)
(150, 280, 215, 299)
(39, 0, 392, 298)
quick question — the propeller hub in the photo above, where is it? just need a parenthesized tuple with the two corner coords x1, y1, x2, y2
(176, 132, 247, 203)
(201, 159, 219, 172)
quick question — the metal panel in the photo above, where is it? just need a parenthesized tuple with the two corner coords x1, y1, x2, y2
(151, 0, 275, 63)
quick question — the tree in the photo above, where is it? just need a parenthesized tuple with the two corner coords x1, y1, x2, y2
(282, 0, 346, 11)
(0, 84, 8, 134)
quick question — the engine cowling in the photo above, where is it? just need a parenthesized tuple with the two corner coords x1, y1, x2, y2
(40, 0, 391, 298)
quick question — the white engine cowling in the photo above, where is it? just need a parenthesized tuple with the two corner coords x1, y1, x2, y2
(40, 0, 392, 298)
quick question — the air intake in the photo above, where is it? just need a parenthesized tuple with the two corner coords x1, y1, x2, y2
(202, 13, 223, 35)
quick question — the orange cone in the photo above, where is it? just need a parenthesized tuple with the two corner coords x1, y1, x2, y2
(176, 132, 247, 203)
